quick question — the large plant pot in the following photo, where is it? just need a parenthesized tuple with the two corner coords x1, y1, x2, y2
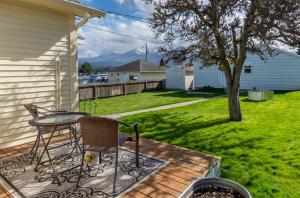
(180, 177, 251, 198)
(248, 90, 274, 101)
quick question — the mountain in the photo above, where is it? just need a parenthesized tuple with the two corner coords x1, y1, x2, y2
(79, 49, 163, 71)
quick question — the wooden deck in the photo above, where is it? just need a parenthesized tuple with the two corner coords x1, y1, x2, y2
(0, 135, 220, 198)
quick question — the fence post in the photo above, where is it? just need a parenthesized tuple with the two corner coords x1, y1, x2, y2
(123, 83, 127, 96)
(93, 85, 97, 99)
(144, 81, 147, 91)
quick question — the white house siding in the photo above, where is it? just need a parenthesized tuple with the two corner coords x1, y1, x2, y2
(240, 53, 300, 90)
(108, 72, 165, 83)
(0, 1, 77, 148)
(140, 72, 166, 81)
(194, 52, 300, 90)
(194, 64, 224, 88)
(108, 72, 141, 82)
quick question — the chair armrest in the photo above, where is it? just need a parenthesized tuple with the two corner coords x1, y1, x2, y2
(118, 121, 139, 139)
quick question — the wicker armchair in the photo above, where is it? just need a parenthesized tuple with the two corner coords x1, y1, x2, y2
(76, 116, 139, 194)
(24, 104, 74, 164)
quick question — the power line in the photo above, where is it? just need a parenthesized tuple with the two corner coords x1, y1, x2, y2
(99, 9, 148, 23)
(84, 24, 154, 42)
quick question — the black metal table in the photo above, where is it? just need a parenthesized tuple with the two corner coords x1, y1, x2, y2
(29, 112, 89, 185)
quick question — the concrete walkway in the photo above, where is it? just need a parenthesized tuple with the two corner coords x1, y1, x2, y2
(105, 96, 220, 119)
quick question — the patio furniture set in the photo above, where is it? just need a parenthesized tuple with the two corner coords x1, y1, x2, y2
(24, 104, 139, 195)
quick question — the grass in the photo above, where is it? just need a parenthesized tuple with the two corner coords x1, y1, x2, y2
(120, 91, 300, 198)
(80, 90, 220, 116)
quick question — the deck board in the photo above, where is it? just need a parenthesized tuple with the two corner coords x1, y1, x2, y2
(0, 134, 220, 198)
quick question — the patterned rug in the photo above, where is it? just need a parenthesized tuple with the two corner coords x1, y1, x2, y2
(0, 142, 165, 198)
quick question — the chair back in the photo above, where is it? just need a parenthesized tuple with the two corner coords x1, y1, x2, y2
(79, 116, 119, 149)
(80, 97, 98, 116)
(24, 104, 39, 119)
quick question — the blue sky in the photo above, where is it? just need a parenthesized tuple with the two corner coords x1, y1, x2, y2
(78, 0, 159, 58)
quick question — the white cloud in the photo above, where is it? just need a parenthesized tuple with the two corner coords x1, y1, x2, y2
(132, 0, 154, 17)
(78, 15, 161, 58)
(77, 0, 163, 58)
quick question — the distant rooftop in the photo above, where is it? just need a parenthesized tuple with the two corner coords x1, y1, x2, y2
(110, 60, 166, 73)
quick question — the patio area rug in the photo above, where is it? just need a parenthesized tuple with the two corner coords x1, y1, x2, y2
(0, 142, 166, 198)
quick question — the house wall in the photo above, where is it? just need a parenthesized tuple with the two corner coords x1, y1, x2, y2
(194, 65, 224, 88)
(108, 71, 165, 83)
(0, 1, 78, 148)
(239, 53, 300, 90)
(194, 52, 300, 90)
(140, 72, 166, 81)
(108, 72, 141, 82)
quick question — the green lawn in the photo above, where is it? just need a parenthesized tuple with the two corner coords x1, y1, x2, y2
(120, 91, 300, 198)
(80, 90, 219, 116)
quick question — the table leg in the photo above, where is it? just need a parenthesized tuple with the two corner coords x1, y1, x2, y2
(134, 125, 140, 168)
(71, 124, 82, 153)
(30, 130, 41, 165)
(34, 127, 61, 185)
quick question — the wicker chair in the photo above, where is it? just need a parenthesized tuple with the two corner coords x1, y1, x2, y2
(24, 104, 74, 164)
(76, 116, 139, 194)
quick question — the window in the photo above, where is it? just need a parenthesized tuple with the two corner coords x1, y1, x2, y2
(117, 73, 119, 76)
(129, 75, 138, 81)
(244, 65, 252, 73)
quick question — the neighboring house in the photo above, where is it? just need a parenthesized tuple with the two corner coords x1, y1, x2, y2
(194, 49, 300, 90)
(107, 59, 166, 82)
(166, 65, 194, 90)
(0, 0, 105, 149)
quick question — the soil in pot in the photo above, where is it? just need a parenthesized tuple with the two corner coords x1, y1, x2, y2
(192, 185, 245, 198)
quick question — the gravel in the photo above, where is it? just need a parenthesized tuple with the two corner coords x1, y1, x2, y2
(191, 185, 244, 198)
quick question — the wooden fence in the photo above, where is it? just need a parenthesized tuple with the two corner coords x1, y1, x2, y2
(79, 80, 164, 100)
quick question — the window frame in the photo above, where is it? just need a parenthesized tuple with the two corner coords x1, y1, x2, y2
(244, 64, 252, 74)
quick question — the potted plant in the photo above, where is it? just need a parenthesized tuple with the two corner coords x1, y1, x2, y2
(180, 177, 251, 198)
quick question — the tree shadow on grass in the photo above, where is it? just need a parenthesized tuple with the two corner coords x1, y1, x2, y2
(122, 110, 266, 151)
(241, 98, 270, 103)
(153, 91, 221, 99)
(121, 111, 243, 150)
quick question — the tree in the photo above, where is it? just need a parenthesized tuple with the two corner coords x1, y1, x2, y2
(149, 0, 300, 121)
(159, 58, 165, 67)
(79, 62, 95, 74)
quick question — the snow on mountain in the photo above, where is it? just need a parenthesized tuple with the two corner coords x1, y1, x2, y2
(79, 49, 163, 70)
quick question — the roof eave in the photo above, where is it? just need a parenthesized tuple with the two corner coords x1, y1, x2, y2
(17, 0, 106, 18)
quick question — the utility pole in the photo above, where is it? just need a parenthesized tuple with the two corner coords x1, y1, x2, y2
(145, 43, 148, 61)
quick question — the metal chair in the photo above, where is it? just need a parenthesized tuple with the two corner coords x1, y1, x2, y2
(76, 116, 139, 194)
(80, 96, 98, 116)
(24, 104, 74, 165)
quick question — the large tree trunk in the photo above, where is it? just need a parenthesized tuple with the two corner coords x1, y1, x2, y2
(225, 76, 243, 121)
